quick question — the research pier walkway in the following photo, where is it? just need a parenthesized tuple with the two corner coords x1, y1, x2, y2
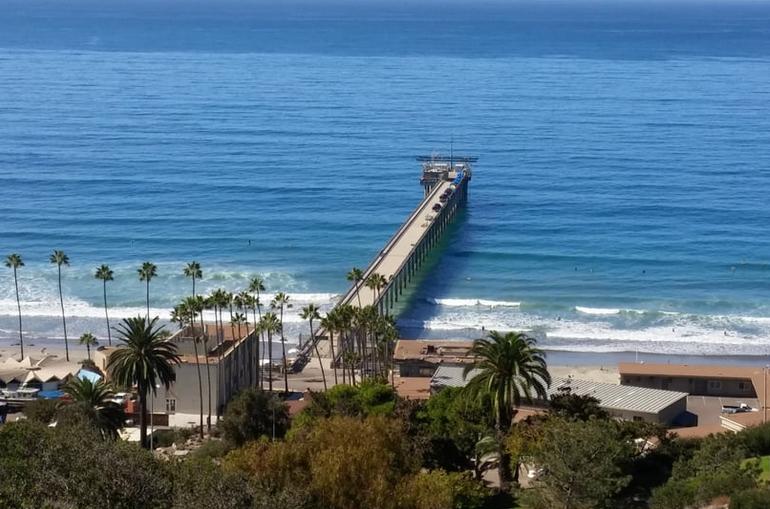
(294, 155, 475, 367)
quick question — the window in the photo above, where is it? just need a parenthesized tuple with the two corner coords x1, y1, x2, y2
(738, 382, 751, 392)
(708, 380, 722, 390)
(165, 399, 176, 414)
(633, 416, 643, 422)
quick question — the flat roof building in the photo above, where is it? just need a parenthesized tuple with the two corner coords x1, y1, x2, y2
(393, 339, 474, 377)
(430, 365, 688, 425)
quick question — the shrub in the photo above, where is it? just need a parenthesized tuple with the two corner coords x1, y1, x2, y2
(22, 398, 58, 424)
(221, 389, 289, 447)
(398, 470, 489, 509)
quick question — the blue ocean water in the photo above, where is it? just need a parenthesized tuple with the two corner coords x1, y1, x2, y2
(1, 1, 769, 356)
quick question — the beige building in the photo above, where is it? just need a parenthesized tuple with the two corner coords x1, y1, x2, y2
(619, 363, 762, 398)
(393, 339, 474, 377)
(96, 323, 262, 421)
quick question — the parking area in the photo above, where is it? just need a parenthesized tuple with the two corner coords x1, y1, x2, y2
(687, 395, 759, 427)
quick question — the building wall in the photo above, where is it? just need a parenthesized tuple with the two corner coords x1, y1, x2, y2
(606, 397, 687, 425)
(397, 361, 439, 378)
(129, 329, 261, 420)
(621, 375, 756, 398)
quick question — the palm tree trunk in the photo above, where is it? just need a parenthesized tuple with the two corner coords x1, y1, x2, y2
(310, 320, 327, 391)
(138, 382, 148, 449)
(280, 306, 288, 395)
(267, 330, 274, 392)
(252, 307, 260, 389)
(103, 280, 111, 346)
(329, 330, 338, 385)
(86, 343, 91, 361)
(145, 280, 150, 321)
(255, 298, 265, 389)
(191, 324, 205, 439)
(200, 313, 212, 434)
(13, 268, 23, 359)
(58, 266, 69, 361)
(216, 305, 224, 422)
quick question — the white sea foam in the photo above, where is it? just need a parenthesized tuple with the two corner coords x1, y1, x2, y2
(430, 298, 521, 308)
(575, 306, 622, 315)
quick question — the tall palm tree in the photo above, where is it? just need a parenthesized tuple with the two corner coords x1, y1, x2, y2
(61, 377, 126, 439)
(320, 312, 338, 385)
(347, 267, 364, 307)
(248, 276, 266, 387)
(4, 254, 25, 358)
(258, 312, 281, 392)
(365, 272, 387, 309)
(107, 316, 180, 448)
(78, 332, 98, 361)
(463, 331, 551, 488)
(300, 304, 326, 391)
(137, 262, 157, 321)
(271, 292, 291, 394)
(50, 250, 70, 361)
(94, 264, 114, 345)
(179, 298, 206, 437)
(184, 261, 202, 297)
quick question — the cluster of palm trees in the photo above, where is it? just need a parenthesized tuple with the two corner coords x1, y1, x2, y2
(3, 251, 165, 362)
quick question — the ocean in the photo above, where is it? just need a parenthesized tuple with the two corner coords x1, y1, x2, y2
(1, 1, 769, 357)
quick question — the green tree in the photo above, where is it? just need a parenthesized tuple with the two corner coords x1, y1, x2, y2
(259, 312, 281, 392)
(22, 398, 58, 424)
(397, 470, 489, 509)
(94, 264, 114, 345)
(78, 331, 98, 361)
(137, 261, 157, 320)
(177, 298, 207, 438)
(173, 458, 254, 509)
(300, 303, 326, 391)
(416, 387, 495, 473)
(107, 316, 180, 448)
(321, 311, 339, 385)
(548, 384, 609, 421)
(0, 419, 173, 508)
(271, 292, 291, 394)
(4, 253, 25, 358)
(249, 276, 267, 387)
(60, 376, 125, 439)
(221, 388, 289, 446)
(346, 267, 364, 308)
(524, 417, 634, 509)
(50, 249, 71, 361)
(462, 330, 550, 489)
(183, 260, 202, 297)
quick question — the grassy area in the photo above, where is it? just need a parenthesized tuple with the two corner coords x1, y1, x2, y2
(742, 455, 770, 482)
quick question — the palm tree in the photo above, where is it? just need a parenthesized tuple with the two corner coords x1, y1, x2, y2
(463, 331, 551, 489)
(94, 264, 114, 345)
(271, 292, 291, 394)
(300, 304, 326, 391)
(61, 377, 126, 439)
(248, 276, 266, 388)
(320, 312, 338, 385)
(258, 312, 281, 392)
(184, 261, 202, 297)
(107, 316, 180, 448)
(365, 272, 387, 308)
(79, 332, 98, 361)
(179, 298, 206, 437)
(50, 250, 70, 361)
(4, 254, 25, 358)
(137, 262, 157, 321)
(347, 267, 364, 307)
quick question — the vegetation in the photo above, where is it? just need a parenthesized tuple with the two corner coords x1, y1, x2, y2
(221, 388, 290, 447)
(50, 249, 71, 361)
(463, 331, 550, 489)
(4, 253, 24, 358)
(94, 264, 114, 345)
(107, 316, 180, 448)
(60, 376, 126, 439)
(79, 331, 98, 360)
